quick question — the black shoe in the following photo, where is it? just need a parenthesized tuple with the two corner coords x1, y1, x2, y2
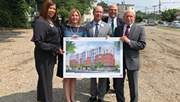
(110, 89, 116, 93)
(98, 99, 104, 102)
(87, 97, 97, 102)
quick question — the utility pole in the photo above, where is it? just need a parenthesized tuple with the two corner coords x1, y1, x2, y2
(159, 0, 161, 14)
(145, 7, 147, 14)
(153, 6, 156, 14)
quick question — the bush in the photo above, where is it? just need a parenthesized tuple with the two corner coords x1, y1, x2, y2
(0, 0, 32, 28)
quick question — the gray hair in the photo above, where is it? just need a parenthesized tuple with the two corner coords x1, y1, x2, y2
(124, 10, 136, 16)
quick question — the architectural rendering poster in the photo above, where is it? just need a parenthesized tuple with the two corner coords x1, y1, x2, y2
(63, 37, 123, 78)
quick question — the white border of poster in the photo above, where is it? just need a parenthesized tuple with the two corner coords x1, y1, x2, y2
(63, 37, 123, 78)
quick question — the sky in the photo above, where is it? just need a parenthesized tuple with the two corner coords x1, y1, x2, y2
(97, 0, 180, 13)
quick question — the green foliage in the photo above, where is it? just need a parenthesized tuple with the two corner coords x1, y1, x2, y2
(115, 64, 120, 70)
(54, 0, 92, 24)
(66, 65, 69, 68)
(161, 9, 180, 22)
(0, 0, 92, 27)
(66, 41, 76, 55)
(136, 10, 161, 21)
(0, 0, 32, 28)
(114, 41, 120, 49)
(71, 64, 74, 68)
(97, 62, 103, 68)
(76, 64, 80, 69)
(90, 63, 94, 68)
(80, 64, 85, 68)
(135, 15, 143, 23)
(97, 1, 108, 6)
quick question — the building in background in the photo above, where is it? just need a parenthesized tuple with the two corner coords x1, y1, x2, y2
(102, 6, 109, 18)
(81, 0, 97, 24)
(117, 3, 135, 18)
(69, 45, 115, 70)
(174, 12, 180, 21)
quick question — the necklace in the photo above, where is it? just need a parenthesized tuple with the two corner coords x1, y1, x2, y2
(70, 25, 79, 35)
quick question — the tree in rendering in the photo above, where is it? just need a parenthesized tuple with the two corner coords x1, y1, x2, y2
(66, 41, 76, 55)
(77, 64, 80, 70)
(71, 65, 74, 69)
(66, 65, 69, 69)
(114, 41, 120, 51)
(80, 64, 85, 69)
(90, 63, 94, 70)
(97, 62, 104, 69)
(115, 64, 120, 70)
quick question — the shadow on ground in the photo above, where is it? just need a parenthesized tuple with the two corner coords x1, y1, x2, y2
(0, 30, 25, 43)
(0, 79, 91, 102)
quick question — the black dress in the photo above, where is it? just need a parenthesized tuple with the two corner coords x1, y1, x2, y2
(31, 17, 61, 102)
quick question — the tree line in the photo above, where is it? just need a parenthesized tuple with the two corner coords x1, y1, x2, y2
(0, 0, 92, 28)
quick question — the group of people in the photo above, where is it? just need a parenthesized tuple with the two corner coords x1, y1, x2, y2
(31, 0, 146, 102)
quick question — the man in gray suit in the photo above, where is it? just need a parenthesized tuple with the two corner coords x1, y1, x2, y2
(114, 10, 146, 102)
(85, 6, 112, 102)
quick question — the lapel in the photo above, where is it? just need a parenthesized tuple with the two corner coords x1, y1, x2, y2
(121, 25, 124, 37)
(105, 17, 108, 23)
(89, 21, 94, 37)
(128, 24, 135, 38)
(117, 17, 120, 26)
(98, 22, 104, 37)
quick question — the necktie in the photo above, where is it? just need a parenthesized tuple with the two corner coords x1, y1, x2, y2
(125, 25, 130, 37)
(95, 23, 98, 37)
(111, 19, 114, 37)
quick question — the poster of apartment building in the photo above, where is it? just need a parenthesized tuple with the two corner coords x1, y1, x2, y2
(63, 37, 123, 78)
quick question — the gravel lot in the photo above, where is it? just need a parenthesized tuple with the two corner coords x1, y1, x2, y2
(0, 26, 180, 102)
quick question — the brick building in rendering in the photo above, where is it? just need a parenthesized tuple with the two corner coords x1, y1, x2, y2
(69, 45, 115, 69)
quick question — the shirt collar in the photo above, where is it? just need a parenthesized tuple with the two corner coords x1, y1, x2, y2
(93, 20, 102, 25)
(125, 23, 133, 28)
(108, 17, 117, 21)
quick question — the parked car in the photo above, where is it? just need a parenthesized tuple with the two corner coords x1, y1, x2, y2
(154, 22, 158, 26)
(172, 21, 180, 28)
(163, 21, 169, 27)
(173, 22, 180, 29)
(137, 22, 146, 26)
(168, 22, 173, 28)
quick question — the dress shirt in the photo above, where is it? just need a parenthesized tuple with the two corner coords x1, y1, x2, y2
(123, 23, 133, 36)
(93, 20, 101, 37)
(107, 17, 117, 31)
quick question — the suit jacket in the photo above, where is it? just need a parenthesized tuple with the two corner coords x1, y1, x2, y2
(114, 24, 146, 70)
(84, 21, 112, 37)
(102, 17, 125, 27)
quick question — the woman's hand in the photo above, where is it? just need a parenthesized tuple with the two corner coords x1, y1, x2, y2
(59, 48, 64, 55)
(72, 34, 79, 38)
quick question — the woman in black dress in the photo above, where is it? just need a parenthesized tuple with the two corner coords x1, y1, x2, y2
(31, 0, 63, 102)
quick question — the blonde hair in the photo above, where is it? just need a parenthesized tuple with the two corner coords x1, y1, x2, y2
(68, 8, 81, 25)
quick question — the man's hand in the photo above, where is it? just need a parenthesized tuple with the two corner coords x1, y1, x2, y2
(120, 36, 130, 44)
(106, 35, 110, 39)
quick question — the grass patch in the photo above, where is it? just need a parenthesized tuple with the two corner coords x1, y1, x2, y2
(156, 26, 180, 32)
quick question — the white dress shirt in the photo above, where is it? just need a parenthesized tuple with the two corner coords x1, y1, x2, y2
(107, 17, 117, 30)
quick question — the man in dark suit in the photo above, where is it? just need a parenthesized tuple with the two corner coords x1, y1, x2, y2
(85, 6, 112, 102)
(102, 4, 124, 37)
(102, 4, 124, 93)
(114, 10, 146, 102)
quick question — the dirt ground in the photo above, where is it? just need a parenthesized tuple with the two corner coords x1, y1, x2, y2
(0, 26, 180, 102)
